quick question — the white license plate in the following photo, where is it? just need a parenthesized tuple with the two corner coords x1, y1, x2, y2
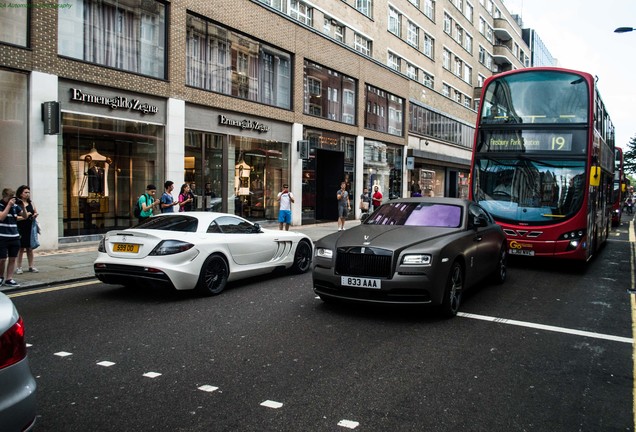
(341, 276, 381, 289)
(509, 249, 535, 256)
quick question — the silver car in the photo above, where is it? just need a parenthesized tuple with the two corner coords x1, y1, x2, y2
(0, 291, 37, 431)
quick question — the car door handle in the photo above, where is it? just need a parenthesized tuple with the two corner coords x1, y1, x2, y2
(474, 236, 483, 242)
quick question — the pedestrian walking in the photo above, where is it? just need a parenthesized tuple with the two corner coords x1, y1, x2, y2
(137, 184, 160, 222)
(337, 181, 350, 231)
(0, 188, 27, 287)
(359, 187, 371, 218)
(160, 181, 181, 213)
(276, 184, 295, 230)
(178, 183, 194, 212)
(15, 185, 39, 275)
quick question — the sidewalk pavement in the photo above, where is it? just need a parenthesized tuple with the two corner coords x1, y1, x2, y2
(0, 219, 360, 293)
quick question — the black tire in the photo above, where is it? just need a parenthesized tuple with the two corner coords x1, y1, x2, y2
(440, 261, 463, 318)
(491, 246, 507, 284)
(290, 240, 312, 274)
(196, 255, 228, 296)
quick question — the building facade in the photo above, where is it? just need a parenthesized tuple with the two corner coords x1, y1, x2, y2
(522, 27, 557, 67)
(0, 0, 531, 249)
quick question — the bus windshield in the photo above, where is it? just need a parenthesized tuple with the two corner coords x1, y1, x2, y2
(480, 71, 589, 125)
(473, 158, 586, 225)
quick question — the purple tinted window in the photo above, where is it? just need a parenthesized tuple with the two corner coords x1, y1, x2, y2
(404, 204, 461, 227)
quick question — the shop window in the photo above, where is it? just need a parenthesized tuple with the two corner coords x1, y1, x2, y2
(304, 60, 357, 125)
(228, 138, 289, 222)
(365, 85, 403, 137)
(0, 3, 28, 46)
(0, 71, 27, 183)
(185, 130, 224, 212)
(186, 14, 291, 109)
(58, 0, 167, 79)
(62, 113, 164, 238)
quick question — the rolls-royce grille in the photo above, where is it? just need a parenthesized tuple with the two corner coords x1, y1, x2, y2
(335, 247, 393, 278)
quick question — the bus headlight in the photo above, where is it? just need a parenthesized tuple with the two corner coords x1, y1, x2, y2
(559, 229, 585, 251)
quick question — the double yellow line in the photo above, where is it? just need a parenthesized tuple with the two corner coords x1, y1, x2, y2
(7, 280, 98, 298)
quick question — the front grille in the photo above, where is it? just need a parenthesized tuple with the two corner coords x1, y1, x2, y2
(335, 247, 393, 278)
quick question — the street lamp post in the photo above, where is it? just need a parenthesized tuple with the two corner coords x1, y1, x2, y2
(614, 27, 635, 33)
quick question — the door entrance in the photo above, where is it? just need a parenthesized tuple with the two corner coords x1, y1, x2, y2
(315, 149, 344, 221)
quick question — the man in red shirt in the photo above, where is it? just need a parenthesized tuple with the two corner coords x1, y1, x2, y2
(372, 185, 383, 210)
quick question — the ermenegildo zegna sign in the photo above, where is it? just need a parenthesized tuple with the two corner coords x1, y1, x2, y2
(219, 115, 270, 133)
(69, 88, 158, 115)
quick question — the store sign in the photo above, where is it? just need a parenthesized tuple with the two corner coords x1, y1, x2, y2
(219, 115, 270, 133)
(69, 88, 158, 115)
(41, 101, 60, 135)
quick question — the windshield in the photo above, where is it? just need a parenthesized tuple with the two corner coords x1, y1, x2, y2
(480, 71, 589, 125)
(365, 202, 462, 228)
(134, 215, 198, 232)
(473, 158, 586, 225)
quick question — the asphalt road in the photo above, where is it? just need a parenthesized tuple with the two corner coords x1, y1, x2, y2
(10, 222, 635, 431)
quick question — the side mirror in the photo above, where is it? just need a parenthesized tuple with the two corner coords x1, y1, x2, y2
(360, 213, 370, 223)
(252, 223, 262, 233)
(472, 216, 488, 228)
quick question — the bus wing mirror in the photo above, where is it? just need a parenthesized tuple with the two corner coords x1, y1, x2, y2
(589, 166, 601, 187)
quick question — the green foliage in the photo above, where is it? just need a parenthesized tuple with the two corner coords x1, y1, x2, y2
(624, 135, 636, 176)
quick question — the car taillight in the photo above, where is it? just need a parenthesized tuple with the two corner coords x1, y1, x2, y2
(149, 240, 195, 256)
(0, 317, 27, 369)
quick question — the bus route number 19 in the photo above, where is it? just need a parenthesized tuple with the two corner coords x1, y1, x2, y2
(551, 136, 568, 151)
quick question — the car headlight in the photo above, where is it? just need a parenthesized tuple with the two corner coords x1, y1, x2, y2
(150, 240, 195, 256)
(402, 254, 432, 265)
(315, 248, 333, 259)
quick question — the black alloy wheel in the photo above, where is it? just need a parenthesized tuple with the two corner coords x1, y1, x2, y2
(491, 246, 507, 284)
(197, 255, 229, 296)
(440, 261, 464, 318)
(291, 240, 312, 274)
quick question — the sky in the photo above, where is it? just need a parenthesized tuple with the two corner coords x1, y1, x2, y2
(501, 0, 636, 149)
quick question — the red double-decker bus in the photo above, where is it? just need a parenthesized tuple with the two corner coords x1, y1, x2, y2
(469, 67, 615, 261)
(611, 147, 624, 226)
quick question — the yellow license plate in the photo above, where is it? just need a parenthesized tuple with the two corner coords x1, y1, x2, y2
(113, 243, 140, 253)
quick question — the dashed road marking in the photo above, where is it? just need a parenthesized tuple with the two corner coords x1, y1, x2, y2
(260, 400, 283, 409)
(198, 385, 219, 393)
(338, 419, 360, 429)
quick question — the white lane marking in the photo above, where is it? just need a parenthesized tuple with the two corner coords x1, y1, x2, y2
(198, 385, 218, 393)
(97, 361, 116, 367)
(458, 312, 633, 344)
(54, 351, 73, 357)
(260, 400, 283, 409)
(8, 280, 100, 298)
(143, 372, 162, 378)
(338, 420, 360, 429)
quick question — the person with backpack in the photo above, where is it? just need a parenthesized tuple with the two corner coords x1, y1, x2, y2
(135, 184, 160, 222)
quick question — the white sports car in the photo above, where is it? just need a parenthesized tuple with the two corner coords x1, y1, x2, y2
(94, 212, 313, 295)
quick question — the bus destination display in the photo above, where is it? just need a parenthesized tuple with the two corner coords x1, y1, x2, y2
(482, 132, 573, 152)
